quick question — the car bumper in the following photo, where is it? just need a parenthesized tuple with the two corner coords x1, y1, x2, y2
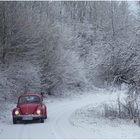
(13, 114, 43, 119)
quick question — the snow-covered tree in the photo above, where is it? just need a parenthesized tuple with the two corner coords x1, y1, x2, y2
(0, 1, 139, 101)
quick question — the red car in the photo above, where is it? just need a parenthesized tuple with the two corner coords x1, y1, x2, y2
(12, 93, 47, 124)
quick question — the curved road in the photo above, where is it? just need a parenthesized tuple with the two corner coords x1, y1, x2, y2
(0, 94, 112, 139)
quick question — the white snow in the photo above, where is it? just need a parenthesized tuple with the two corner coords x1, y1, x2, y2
(0, 89, 140, 139)
(69, 104, 140, 139)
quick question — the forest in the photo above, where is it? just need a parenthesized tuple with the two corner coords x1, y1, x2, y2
(0, 1, 140, 105)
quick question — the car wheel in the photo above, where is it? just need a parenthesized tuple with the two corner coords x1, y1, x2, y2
(44, 108, 47, 119)
(45, 114, 47, 119)
(41, 117, 44, 123)
(13, 118, 17, 124)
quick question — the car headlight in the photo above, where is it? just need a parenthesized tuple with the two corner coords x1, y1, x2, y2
(15, 110, 19, 115)
(37, 110, 41, 115)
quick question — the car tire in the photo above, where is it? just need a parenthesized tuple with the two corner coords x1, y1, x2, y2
(13, 118, 17, 124)
(45, 114, 47, 119)
(41, 117, 44, 123)
(45, 108, 47, 119)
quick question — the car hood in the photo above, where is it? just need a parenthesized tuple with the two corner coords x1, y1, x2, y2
(19, 103, 40, 115)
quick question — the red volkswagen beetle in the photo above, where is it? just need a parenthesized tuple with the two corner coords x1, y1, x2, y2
(12, 93, 47, 124)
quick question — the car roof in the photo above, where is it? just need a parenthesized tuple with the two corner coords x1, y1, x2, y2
(19, 93, 42, 98)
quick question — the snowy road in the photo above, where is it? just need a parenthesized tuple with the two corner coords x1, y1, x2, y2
(0, 93, 122, 139)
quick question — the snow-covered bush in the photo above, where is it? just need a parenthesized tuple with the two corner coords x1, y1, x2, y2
(0, 62, 41, 102)
(103, 91, 140, 122)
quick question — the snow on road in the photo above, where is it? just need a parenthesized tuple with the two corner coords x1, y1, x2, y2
(0, 90, 140, 139)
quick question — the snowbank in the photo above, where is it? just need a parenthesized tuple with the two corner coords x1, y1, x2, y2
(69, 89, 140, 139)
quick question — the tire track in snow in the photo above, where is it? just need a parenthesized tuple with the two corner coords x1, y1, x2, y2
(50, 107, 77, 139)
(49, 94, 112, 139)
(16, 124, 26, 139)
(49, 98, 94, 139)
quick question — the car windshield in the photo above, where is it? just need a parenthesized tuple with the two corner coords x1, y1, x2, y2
(19, 95, 40, 103)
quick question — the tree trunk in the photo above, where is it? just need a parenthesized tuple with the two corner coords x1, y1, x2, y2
(2, 1, 6, 64)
